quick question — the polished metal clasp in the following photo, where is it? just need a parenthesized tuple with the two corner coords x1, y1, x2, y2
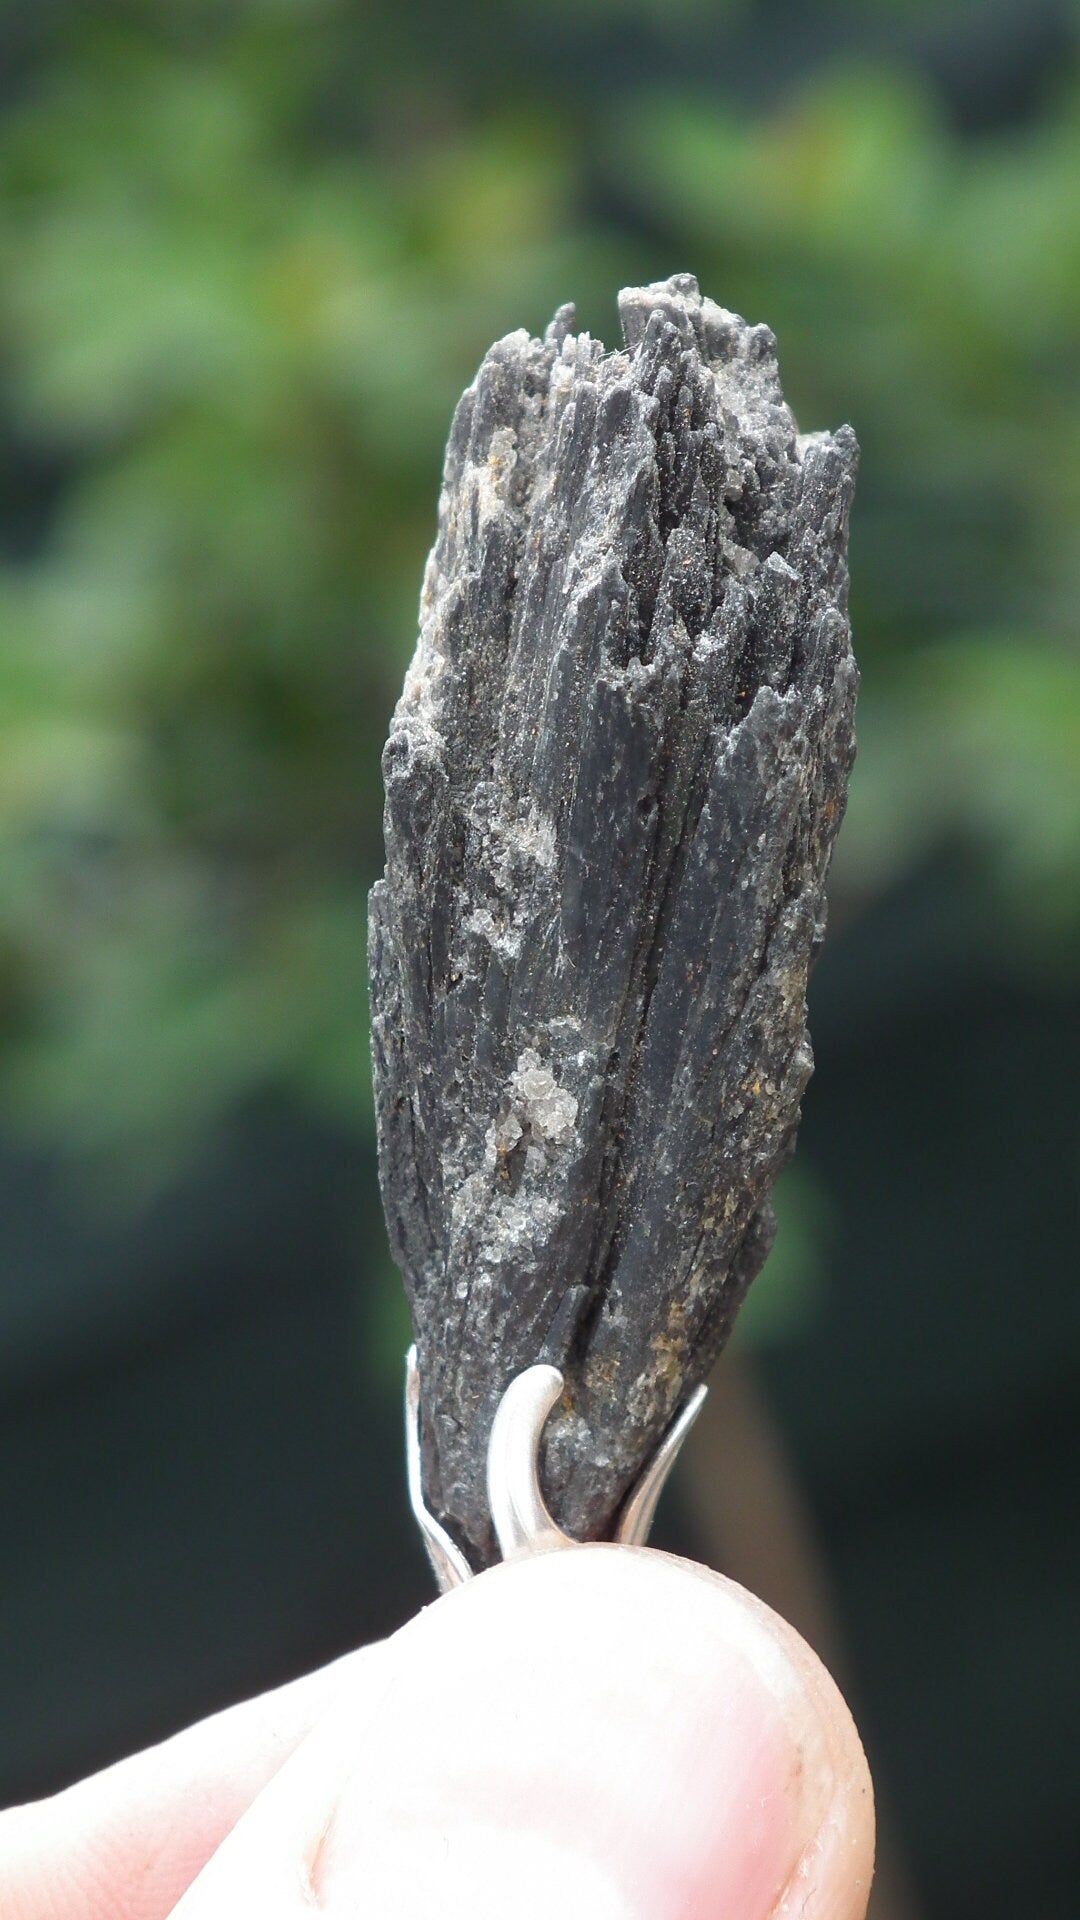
(405, 1346, 707, 1592)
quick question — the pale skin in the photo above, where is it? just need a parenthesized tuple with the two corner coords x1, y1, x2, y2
(0, 1546, 875, 1920)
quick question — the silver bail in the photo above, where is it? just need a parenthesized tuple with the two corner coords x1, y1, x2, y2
(405, 1346, 707, 1593)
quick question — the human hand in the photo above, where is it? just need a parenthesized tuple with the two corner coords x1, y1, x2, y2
(0, 1546, 874, 1918)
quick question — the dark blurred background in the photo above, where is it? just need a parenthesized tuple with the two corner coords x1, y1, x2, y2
(0, 1, 1076, 1914)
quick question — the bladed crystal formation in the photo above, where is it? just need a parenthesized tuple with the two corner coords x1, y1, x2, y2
(369, 274, 858, 1569)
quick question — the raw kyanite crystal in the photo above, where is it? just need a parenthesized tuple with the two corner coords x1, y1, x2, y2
(369, 273, 858, 1569)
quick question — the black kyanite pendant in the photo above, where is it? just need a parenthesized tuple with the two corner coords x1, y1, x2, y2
(369, 274, 858, 1571)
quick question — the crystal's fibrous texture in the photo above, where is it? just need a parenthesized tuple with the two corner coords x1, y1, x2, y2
(370, 275, 858, 1569)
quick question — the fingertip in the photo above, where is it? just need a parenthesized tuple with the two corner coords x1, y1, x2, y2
(170, 1545, 875, 1919)
(320, 1546, 876, 1919)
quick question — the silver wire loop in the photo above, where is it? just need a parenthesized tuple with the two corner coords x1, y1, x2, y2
(404, 1346, 471, 1591)
(616, 1377, 709, 1547)
(405, 1346, 707, 1593)
(486, 1363, 575, 1564)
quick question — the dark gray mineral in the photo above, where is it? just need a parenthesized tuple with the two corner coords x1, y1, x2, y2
(369, 273, 858, 1570)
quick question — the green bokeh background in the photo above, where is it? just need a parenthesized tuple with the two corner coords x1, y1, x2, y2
(0, 4, 1076, 1916)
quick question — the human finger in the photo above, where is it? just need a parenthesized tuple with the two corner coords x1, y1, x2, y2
(173, 1545, 875, 1919)
(0, 1639, 387, 1920)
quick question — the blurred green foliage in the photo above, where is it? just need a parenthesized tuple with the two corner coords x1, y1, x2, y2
(0, 0, 1076, 1191)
